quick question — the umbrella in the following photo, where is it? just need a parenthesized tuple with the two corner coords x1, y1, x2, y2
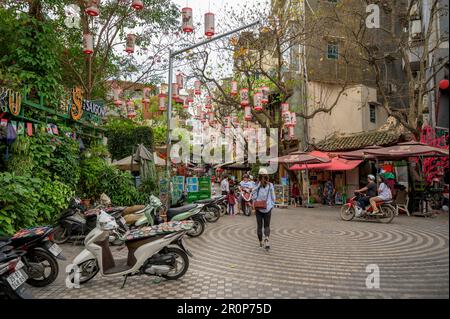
(112, 155, 140, 172)
(362, 141, 449, 159)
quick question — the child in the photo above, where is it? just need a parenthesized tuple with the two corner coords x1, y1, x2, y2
(227, 189, 237, 216)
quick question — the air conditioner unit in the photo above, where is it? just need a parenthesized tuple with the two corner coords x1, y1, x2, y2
(411, 20, 422, 39)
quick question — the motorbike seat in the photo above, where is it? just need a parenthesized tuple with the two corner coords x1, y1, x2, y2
(167, 204, 197, 220)
(195, 198, 214, 204)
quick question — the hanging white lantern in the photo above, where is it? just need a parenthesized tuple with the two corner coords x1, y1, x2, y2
(205, 96, 212, 109)
(142, 87, 151, 103)
(188, 89, 195, 103)
(254, 92, 263, 111)
(176, 72, 184, 89)
(158, 93, 166, 111)
(261, 86, 269, 104)
(204, 12, 215, 37)
(231, 81, 238, 96)
(194, 80, 201, 95)
(181, 7, 194, 33)
(244, 106, 252, 121)
(281, 102, 290, 113)
(85, 0, 99, 17)
(113, 87, 122, 106)
(131, 0, 144, 10)
(240, 88, 249, 107)
(125, 34, 136, 54)
(291, 112, 297, 126)
(172, 83, 179, 98)
(83, 33, 94, 55)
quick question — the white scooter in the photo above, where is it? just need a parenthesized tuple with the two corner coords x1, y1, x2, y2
(69, 210, 193, 288)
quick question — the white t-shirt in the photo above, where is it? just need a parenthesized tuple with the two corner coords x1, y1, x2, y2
(378, 183, 392, 201)
(220, 179, 229, 192)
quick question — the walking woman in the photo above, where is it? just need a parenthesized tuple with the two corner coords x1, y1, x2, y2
(252, 173, 276, 249)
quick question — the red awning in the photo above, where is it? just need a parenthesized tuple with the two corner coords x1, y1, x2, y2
(290, 157, 363, 171)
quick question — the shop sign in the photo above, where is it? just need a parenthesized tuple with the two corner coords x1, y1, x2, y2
(0, 87, 22, 116)
(67, 87, 105, 123)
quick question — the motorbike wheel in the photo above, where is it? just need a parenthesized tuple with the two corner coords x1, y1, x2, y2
(25, 249, 59, 287)
(340, 205, 355, 221)
(243, 204, 252, 216)
(377, 206, 395, 224)
(187, 219, 205, 237)
(204, 206, 220, 223)
(0, 281, 33, 299)
(161, 247, 189, 280)
(219, 203, 227, 216)
(69, 259, 99, 285)
(52, 226, 69, 244)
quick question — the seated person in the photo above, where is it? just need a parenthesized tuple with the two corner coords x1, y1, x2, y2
(355, 175, 377, 213)
(370, 175, 393, 214)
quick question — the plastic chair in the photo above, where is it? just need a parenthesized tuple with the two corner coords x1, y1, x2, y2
(394, 190, 410, 216)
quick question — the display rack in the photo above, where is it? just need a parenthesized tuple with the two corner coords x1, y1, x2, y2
(274, 185, 289, 208)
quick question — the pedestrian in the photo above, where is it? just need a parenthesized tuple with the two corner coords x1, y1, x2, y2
(220, 174, 229, 196)
(323, 179, 335, 206)
(291, 183, 302, 207)
(252, 171, 276, 249)
(227, 189, 237, 216)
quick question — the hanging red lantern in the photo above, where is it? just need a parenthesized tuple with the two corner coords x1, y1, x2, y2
(281, 102, 290, 113)
(183, 97, 189, 109)
(83, 33, 94, 55)
(205, 96, 212, 109)
(240, 88, 249, 107)
(439, 79, 449, 90)
(142, 87, 151, 103)
(261, 86, 269, 104)
(244, 106, 252, 121)
(254, 92, 263, 111)
(113, 87, 122, 106)
(85, 0, 99, 17)
(131, 0, 144, 10)
(127, 109, 137, 119)
(231, 81, 238, 96)
(158, 93, 166, 111)
(125, 34, 136, 54)
(194, 80, 201, 95)
(204, 12, 215, 37)
(187, 89, 195, 103)
(181, 7, 194, 33)
(176, 72, 184, 89)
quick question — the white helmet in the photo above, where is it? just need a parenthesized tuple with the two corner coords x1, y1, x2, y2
(97, 211, 117, 231)
(368, 174, 376, 181)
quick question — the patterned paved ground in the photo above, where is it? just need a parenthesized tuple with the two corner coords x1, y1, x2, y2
(31, 207, 449, 299)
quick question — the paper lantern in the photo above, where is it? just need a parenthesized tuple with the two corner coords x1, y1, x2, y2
(176, 73, 184, 89)
(204, 12, 215, 37)
(240, 88, 249, 107)
(244, 106, 252, 121)
(83, 33, 94, 55)
(205, 96, 212, 109)
(291, 112, 297, 126)
(125, 34, 136, 54)
(158, 93, 166, 111)
(231, 81, 238, 96)
(208, 111, 215, 123)
(172, 83, 179, 98)
(225, 116, 232, 128)
(200, 111, 206, 123)
(131, 0, 144, 10)
(85, 1, 99, 17)
(281, 102, 290, 113)
(181, 7, 194, 33)
(127, 109, 136, 119)
(254, 92, 263, 111)
(194, 80, 201, 95)
(183, 98, 189, 109)
(439, 79, 449, 90)
(142, 87, 151, 103)
(261, 86, 269, 104)
(187, 89, 195, 103)
(113, 88, 122, 106)
(283, 111, 292, 126)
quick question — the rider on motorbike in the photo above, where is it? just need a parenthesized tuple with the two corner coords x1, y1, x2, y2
(354, 175, 377, 217)
(238, 174, 255, 214)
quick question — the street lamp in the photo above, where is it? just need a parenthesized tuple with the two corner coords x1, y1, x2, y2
(165, 20, 261, 178)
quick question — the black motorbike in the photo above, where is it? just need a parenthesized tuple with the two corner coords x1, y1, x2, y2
(0, 241, 33, 299)
(53, 198, 127, 245)
(0, 226, 63, 288)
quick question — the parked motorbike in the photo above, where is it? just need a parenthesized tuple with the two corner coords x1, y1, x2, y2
(127, 196, 207, 238)
(0, 226, 64, 287)
(340, 192, 396, 223)
(240, 188, 253, 216)
(69, 210, 193, 288)
(0, 241, 33, 299)
(172, 193, 222, 223)
(53, 198, 127, 246)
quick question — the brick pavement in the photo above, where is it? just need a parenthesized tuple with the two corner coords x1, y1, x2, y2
(31, 207, 449, 299)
